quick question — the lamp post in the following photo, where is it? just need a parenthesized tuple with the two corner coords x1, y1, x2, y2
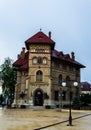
(59, 86, 62, 111)
(62, 81, 78, 126)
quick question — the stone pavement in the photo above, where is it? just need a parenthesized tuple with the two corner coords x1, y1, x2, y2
(0, 107, 91, 130)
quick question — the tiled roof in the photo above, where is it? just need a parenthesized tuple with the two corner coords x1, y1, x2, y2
(13, 49, 85, 70)
(81, 82, 91, 91)
(25, 31, 55, 50)
(52, 50, 85, 68)
(13, 31, 85, 69)
(13, 51, 29, 70)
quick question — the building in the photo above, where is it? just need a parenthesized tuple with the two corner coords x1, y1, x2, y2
(13, 31, 85, 107)
(81, 82, 91, 94)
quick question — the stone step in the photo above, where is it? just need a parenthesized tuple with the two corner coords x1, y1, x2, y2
(32, 106, 45, 110)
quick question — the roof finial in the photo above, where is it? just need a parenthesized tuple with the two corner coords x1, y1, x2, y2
(40, 28, 42, 32)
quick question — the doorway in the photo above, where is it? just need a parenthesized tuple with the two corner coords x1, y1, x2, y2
(34, 89, 43, 106)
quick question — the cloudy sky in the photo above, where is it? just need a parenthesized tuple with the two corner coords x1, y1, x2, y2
(0, 0, 91, 83)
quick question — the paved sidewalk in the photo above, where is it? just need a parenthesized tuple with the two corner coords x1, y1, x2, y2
(0, 107, 91, 130)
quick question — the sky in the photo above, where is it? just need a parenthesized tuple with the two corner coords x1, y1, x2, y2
(0, 0, 91, 83)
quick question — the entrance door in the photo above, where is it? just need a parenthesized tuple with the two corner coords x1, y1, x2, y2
(34, 90, 43, 106)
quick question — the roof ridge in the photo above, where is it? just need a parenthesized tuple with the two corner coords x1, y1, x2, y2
(25, 31, 55, 50)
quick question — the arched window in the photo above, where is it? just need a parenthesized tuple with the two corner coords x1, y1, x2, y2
(38, 57, 42, 64)
(36, 70, 43, 82)
(58, 74, 62, 85)
(43, 57, 47, 64)
(66, 76, 70, 87)
(32, 57, 37, 64)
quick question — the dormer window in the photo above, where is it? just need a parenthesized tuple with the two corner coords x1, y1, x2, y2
(38, 36, 43, 39)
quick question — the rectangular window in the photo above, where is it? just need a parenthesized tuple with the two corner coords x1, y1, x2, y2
(35, 49, 45, 53)
(69, 66, 74, 71)
(62, 91, 66, 101)
(54, 91, 59, 101)
(62, 64, 67, 70)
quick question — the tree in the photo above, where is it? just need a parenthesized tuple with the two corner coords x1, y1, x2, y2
(72, 96, 81, 109)
(0, 57, 16, 104)
(72, 87, 81, 109)
(0, 94, 4, 104)
(80, 94, 91, 106)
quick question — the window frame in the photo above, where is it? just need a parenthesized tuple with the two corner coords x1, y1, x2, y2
(36, 70, 43, 82)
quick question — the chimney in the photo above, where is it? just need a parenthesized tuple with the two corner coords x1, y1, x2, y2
(17, 54, 20, 59)
(48, 31, 51, 39)
(21, 47, 25, 59)
(71, 52, 75, 61)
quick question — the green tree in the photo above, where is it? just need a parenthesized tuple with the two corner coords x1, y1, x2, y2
(0, 94, 4, 104)
(72, 87, 81, 109)
(0, 57, 16, 103)
(72, 96, 81, 109)
(80, 94, 91, 106)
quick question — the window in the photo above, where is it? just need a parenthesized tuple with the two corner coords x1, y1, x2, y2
(54, 91, 59, 101)
(66, 76, 71, 87)
(62, 91, 66, 101)
(69, 66, 74, 71)
(43, 58, 47, 64)
(32, 57, 37, 64)
(35, 49, 45, 53)
(32, 57, 47, 65)
(38, 57, 42, 64)
(36, 70, 43, 82)
(55, 62, 60, 68)
(62, 64, 67, 70)
(58, 74, 62, 85)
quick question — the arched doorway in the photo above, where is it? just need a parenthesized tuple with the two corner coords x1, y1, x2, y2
(34, 89, 43, 106)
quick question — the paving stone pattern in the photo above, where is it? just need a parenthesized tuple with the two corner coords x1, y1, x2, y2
(0, 107, 91, 130)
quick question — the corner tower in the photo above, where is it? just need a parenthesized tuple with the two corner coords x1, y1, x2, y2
(25, 31, 55, 106)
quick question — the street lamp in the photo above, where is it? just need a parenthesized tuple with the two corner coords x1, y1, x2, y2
(59, 93, 62, 111)
(62, 81, 78, 126)
(58, 85, 63, 111)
